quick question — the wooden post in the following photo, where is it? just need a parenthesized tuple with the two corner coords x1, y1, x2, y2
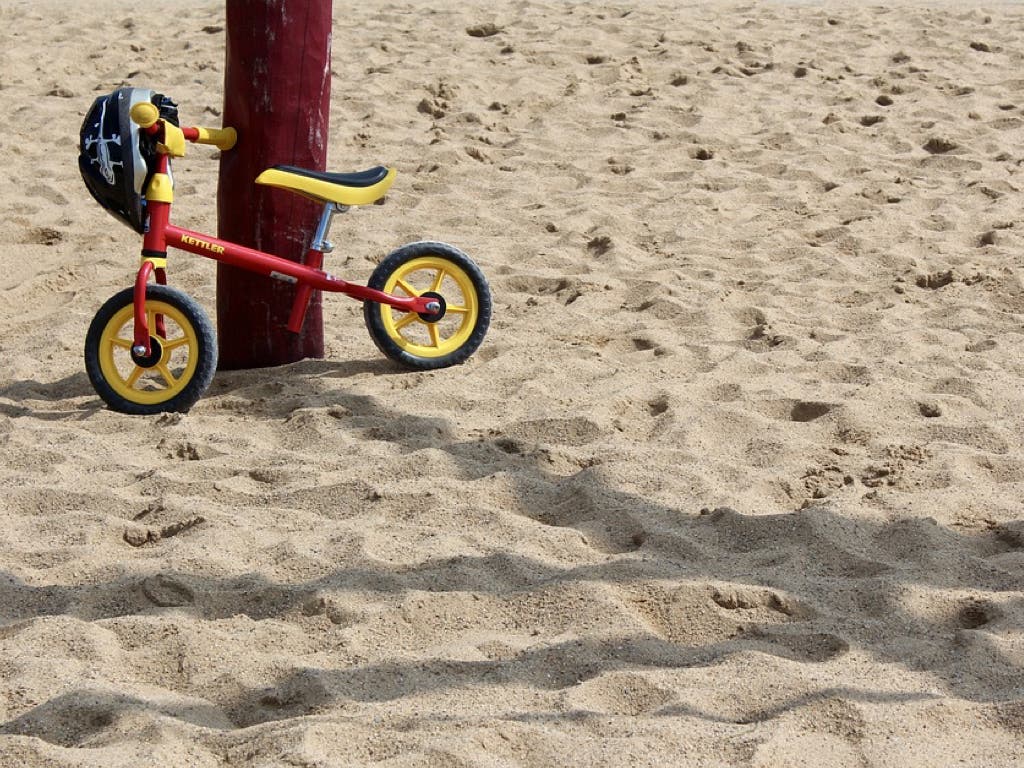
(216, 0, 332, 369)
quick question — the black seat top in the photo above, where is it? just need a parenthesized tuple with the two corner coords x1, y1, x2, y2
(270, 165, 390, 188)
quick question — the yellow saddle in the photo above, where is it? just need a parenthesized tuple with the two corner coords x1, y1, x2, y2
(255, 165, 395, 206)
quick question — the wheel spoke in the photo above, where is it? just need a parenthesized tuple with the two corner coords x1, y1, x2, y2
(446, 304, 470, 314)
(110, 336, 133, 349)
(156, 363, 179, 388)
(163, 336, 191, 352)
(147, 309, 170, 339)
(125, 366, 144, 388)
(394, 312, 418, 331)
(396, 278, 418, 297)
(428, 323, 441, 348)
(430, 268, 445, 293)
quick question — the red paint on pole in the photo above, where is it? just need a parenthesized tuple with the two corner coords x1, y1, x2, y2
(216, 0, 332, 369)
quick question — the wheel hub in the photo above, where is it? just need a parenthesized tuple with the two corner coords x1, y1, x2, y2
(130, 337, 163, 368)
(417, 291, 446, 322)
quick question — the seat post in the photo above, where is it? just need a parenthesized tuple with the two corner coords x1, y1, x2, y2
(310, 202, 348, 254)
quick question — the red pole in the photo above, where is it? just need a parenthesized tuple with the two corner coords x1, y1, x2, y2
(216, 0, 332, 369)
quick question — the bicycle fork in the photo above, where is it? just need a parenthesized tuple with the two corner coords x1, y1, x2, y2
(132, 258, 168, 357)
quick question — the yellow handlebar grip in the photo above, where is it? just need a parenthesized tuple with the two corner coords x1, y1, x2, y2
(196, 126, 238, 151)
(130, 102, 160, 128)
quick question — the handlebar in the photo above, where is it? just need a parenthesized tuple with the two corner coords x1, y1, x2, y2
(184, 125, 238, 152)
(130, 102, 237, 154)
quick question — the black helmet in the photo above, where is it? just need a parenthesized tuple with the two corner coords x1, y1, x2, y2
(78, 87, 179, 233)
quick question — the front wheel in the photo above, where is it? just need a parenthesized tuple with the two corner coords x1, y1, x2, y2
(84, 284, 217, 415)
(363, 241, 492, 369)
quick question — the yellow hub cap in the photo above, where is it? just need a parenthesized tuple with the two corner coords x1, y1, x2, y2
(98, 300, 200, 405)
(380, 256, 479, 358)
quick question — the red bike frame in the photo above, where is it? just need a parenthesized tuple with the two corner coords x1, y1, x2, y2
(130, 151, 437, 355)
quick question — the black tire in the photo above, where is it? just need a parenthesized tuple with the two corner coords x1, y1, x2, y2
(84, 284, 217, 415)
(363, 241, 492, 369)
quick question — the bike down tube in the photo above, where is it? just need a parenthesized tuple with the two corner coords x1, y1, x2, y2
(162, 225, 439, 314)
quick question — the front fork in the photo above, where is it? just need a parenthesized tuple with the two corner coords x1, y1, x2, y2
(132, 259, 168, 356)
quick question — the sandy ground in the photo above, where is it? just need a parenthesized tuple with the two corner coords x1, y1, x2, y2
(1, 0, 1024, 765)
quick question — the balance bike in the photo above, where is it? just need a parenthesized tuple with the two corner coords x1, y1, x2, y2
(79, 90, 491, 415)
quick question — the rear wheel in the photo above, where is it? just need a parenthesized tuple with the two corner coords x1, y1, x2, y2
(363, 241, 491, 369)
(84, 284, 217, 414)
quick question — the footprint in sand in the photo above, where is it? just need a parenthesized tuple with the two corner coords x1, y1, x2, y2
(124, 514, 205, 548)
(631, 583, 784, 646)
(697, 507, 889, 578)
(630, 336, 657, 352)
(930, 376, 986, 406)
(21, 226, 64, 246)
(707, 382, 743, 402)
(957, 599, 1001, 630)
(647, 394, 670, 417)
(600, 336, 672, 358)
(564, 671, 674, 716)
(0, 692, 126, 748)
(25, 183, 68, 206)
(141, 574, 194, 607)
(156, 438, 224, 462)
(301, 594, 360, 626)
(504, 416, 603, 447)
(994, 521, 1024, 550)
(711, 585, 811, 619)
(530, 476, 646, 554)
(789, 401, 837, 423)
(229, 668, 332, 728)
(503, 274, 583, 305)
(629, 582, 845, 662)
(743, 628, 851, 663)
(926, 424, 1009, 454)
(760, 399, 838, 423)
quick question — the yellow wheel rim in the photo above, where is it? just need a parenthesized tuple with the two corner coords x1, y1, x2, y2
(97, 300, 201, 406)
(380, 256, 479, 358)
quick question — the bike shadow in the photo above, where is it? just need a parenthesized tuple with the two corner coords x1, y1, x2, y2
(0, 357, 400, 420)
(210, 356, 405, 388)
(0, 372, 101, 419)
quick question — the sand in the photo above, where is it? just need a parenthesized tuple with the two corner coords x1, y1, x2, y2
(1, 0, 1024, 765)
